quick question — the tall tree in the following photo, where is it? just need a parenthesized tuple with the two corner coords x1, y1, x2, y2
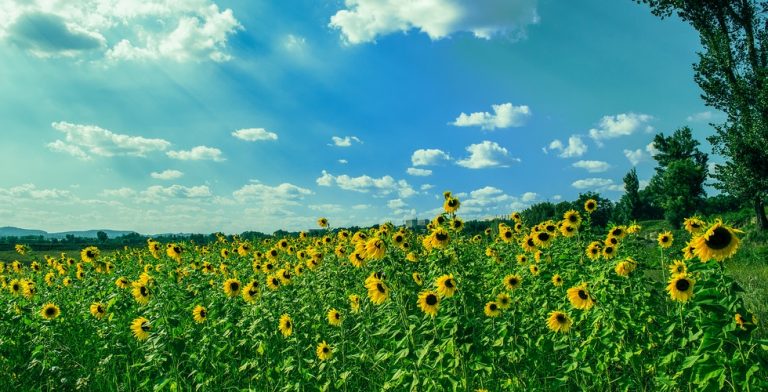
(617, 168, 641, 222)
(633, 0, 768, 230)
(645, 127, 709, 227)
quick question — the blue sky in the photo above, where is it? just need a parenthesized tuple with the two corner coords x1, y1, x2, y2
(0, 0, 721, 234)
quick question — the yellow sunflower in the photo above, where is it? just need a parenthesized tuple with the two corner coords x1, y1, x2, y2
(443, 197, 460, 213)
(435, 274, 457, 298)
(532, 231, 553, 248)
(547, 311, 572, 333)
(559, 223, 577, 238)
(366, 278, 390, 305)
(503, 274, 522, 290)
(586, 241, 602, 261)
(349, 294, 361, 313)
(131, 317, 151, 341)
(242, 280, 260, 302)
(529, 264, 540, 276)
(602, 244, 617, 260)
(40, 303, 60, 320)
(223, 278, 241, 298)
(657, 231, 673, 249)
(499, 228, 514, 243)
(692, 220, 742, 262)
(552, 274, 563, 287)
(267, 275, 281, 291)
(667, 273, 695, 302)
(683, 216, 705, 234)
(567, 283, 595, 310)
(317, 217, 329, 228)
(279, 314, 293, 337)
(412, 272, 423, 286)
(327, 308, 343, 326)
(364, 238, 386, 260)
(417, 290, 440, 317)
(192, 305, 207, 323)
(430, 228, 450, 248)
(584, 199, 597, 213)
(669, 260, 687, 276)
(484, 301, 501, 317)
(563, 210, 582, 226)
(316, 341, 332, 361)
(90, 302, 106, 319)
(131, 281, 151, 305)
(80, 246, 100, 263)
(496, 293, 512, 309)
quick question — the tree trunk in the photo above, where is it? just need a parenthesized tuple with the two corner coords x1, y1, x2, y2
(755, 196, 768, 230)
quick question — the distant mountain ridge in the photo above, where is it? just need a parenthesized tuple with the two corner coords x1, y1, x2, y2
(0, 226, 138, 239)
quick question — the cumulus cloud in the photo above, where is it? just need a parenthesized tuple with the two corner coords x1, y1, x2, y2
(572, 160, 610, 173)
(646, 142, 659, 157)
(623, 149, 644, 166)
(330, 136, 362, 147)
(546, 135, 587, 158)
(338, 159, 348, 164)
(329, 0, 539, 44)
(420, 184, 434, 191)
(100, 187, 137, 198)
(1, 1, 242, 62)
(47, 121, 170, 159)
(139, 185, 212, 202)
(0, 184, 73, 200)
(233, 181, 313, 204)
(406, 167, 432, 176)
(521, 192, 538, 202)
(588, 113, 654, 146)
(411, 149, 451, 166)
(387, 199, 407, 209)
(571, 178, 623, 192)
(456, 140, 518, 169)
(167, 146, 224, 161)
(232, 128, 278, 141)
(686, 111, 713, 122)
(316, 170, 416, 198)
(451, 102, 531, 130)
(150, 169, 183, 180)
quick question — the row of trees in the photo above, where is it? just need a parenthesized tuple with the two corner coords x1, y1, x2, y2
(631, 0, 768, 230)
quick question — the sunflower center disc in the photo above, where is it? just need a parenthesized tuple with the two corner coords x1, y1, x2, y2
(675, 279, 691, 291)
(426, 295, 438, 306)
(578, 290, 588, 300)
(706, 227, 732, 250)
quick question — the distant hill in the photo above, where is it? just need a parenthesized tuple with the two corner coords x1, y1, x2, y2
(0, 227, 138, 239)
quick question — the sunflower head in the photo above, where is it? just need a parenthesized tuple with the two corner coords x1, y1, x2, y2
(131, 317, 151, 341)
(692, 220, 742, 262)
(435, 274, 457, 298)
(657, 231, 673, 249)
(327, 309, 343, 326)
(484, 301, 501, 317)
(496, 293, 512, 309)
(316, 341, 333, 361)
(547, 311, 572, 333)
(192, 305, 207, 323)
(584, 199, 597, 213)
(567, 284, 595, 310)
(279, 314, 293, 337)
(40, 303, 60, 320)
(417, 290, 440, 317)
(90, 302, 106, 319)
(223, 278, 241, 298)
(666, 273, 695, 302)
(504, 274, 522, 290)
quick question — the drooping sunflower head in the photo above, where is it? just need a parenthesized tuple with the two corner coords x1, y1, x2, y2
(412, 272, 423, 286)
(40, 303, 60, 320)
(131, 281, 151, 305)
(484, 301, 501, 317)
(692, 220, 742, 262)
(666, 273, 695, 302)
(503, 274, 522, 291)
(657, 231, 673, 249)
(366, 278, 390, 305)
(242, 281, 260, 302)
(317, 217, 329, 228)
(435, 274, 457, 298)
(192, 305, 207, 323)
(131, 317, 151, 341)
(279, 314, 293, 337)
(683, 216, 705, 234)
(547, 310, 572, 333)
(417, 290, 440, 317)
(349, 294, 361, 313)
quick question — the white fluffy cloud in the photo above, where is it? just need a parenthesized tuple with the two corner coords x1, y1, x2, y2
(0, 184, 73, 200)
(329, 0, 539, 44)
(411, 149, 451, 166)
(406, 167, 432, 176)
(456, 140, 518, 169)
(571, 178, 622, 192)
(546, 135, 587, 158)
(572, 160, 610, 173)
(521, 192, 538, 202)
(100, 187, 136, 198)
(232, 128, 278, 141)
(140, 185, 212, 201)
(47, 121, 170, 159)
(167, 146, 224, 161)
(623, 149, 644, 166)
(686, 111, 713, 122)
(330, 136, 362, 147)
(387, 199, 407, 209)
(150, 169, 183, 180)
(1, 1, 241, 62)
(233, 181, 313, 204)
(316, 170, 416, 198)
(588, 113, 654, 145)
(646, 142, 660, 156)
(451, 102, 530, 130)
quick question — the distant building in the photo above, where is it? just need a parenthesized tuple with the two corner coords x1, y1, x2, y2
(404, 219, 429, 229)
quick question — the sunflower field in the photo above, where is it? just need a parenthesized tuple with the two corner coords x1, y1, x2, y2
(1, 195, 767, 391)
